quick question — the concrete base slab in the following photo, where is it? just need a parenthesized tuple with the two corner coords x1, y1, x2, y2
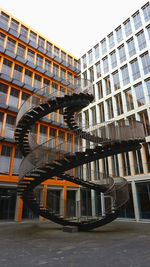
(63, 226, 78, 232)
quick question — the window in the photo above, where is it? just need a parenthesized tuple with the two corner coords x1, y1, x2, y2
(60, 68, 66, 80)
(38, 36, 45, 48)
(0, 83, 8, 103)
(36, 54, 43, 68)
(9, 88, 19, 108)
(110, 50, 117, 69)
(61, 51, 66, 61)
(97, 81, 103, 99)
(10, 18, 19, 32)
(0, 33, 5, 47)
(13, 148, 22, 174)
(95, 61, 101, 78)
(39, 125, 47, 144)
(143, 143, 150, 172)
(82, 54, 87, 69)
(17, 44, 25, 58)
(29, 31, 37, 43)
(68, 55, 73, 66)
(84, 110, 89, 127)
(0, 12, 9, 26)
(24, 69, 32, 85)
(7, 38, 15, 52)
(53, 64, 59, 76)
(98, 103, 105, 122)
(102, 56, 109, 74)
(134, 83, 145, 107)
(140, 52, 150, 75)
(20, 25, 28, 38)
(89, 67, 94, 82)
(68, 72, 73, 84)
(136, 31, 146, 51)
(45, 59, 51, 72)
(127, 38, 136, 57)
(104, 76, 111, 95)
(115, 26, 123, 43)
(139, 110, 150, 136)
(133, 150, 143, 174)
(21, 92, 30, 105)
(130, 59, 140, 81)
(51, 83, 58, 96)
(13, 64, 23, 81)
(121, 65, 130, 86)
(94, 44, 100, 60)
(27, 49, 35, 64)
(145, 79, 150, 100)
(101, 38, 107, 55)
(2, 59, 12, 76)
(108, 32, 114, 49)
(106, 98, 114, 119)
(54, 46, 59, 58)
(82, 71, 87, 81)
(5, 115, 15, 138)
(133, 12, 142, 30)
(124, 88, 134, 111)
(111, 154, 120, 176)
(124, 19, 132, 37)
(88, 50, 93, 65)
(46, 42, 52, 53)
(34, 74, 41, 89)
(91, 106, 97, 125)
(142, 2, 150, 22)
(0, 145, 12, 174)
(121, 152, 131, 176)
(112, 71, 120, 90)
(0, 112, 3, 134)
(118, 45, 126, 63)
(147, 25, 150, 39)
(115, 94, 123, 115)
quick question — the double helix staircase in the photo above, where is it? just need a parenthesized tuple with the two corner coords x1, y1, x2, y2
(15, 79, 145, 231)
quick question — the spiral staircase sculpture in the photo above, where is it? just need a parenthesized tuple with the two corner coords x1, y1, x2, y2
(15, 79, 145, 231)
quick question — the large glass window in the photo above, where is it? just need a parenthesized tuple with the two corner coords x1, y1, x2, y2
(143, 143, 150, 172)
(97, 81, 103, 99)
(34, 74, 41, 89)
(13, 148, 22, 174)
(136, 31, 146, 51)
(141, 52, 150, 75)
(53, 63, 59, 76)
(146, 25, 150, 39)
(61, 51, 66, 62)
(121, 65, 130, 86)
(101, 38, 107, 55)
(13, 64, 23, 81)
(89, 67, 94, 82)
(91, 106, 97, 125)
(0, 83, 8, 104)
(104, 76, 111, 95)
(124, 88, 134, 111)
(133, 12, 142, 30)
(118, 45, 126, 63)
(112, 71, 120, 90)
(88, 50, 93, 65)
(108, 32, 114, 49)
(0, 112, 3, 135)
(110, 50, 117, 69)
(9, 88, 19, 108)
(27, 49, 35, 64)
(102, 56, 109, 74)
(17, 44, 25, 58)
(94, 44, 100, 60)
(95, 61, 101, 78)
(6, 38, 15, 52)
(36, 54, 43, 68)
(121, 152, 131, 176)
(45, 59, 51, 72)
(115, 26, 123, 43)
(142, 2, 150, 22)
(0, 145, 12, 174)
(46, 42, 52, 53)
(134, 83, 145, 107)
(130, 59, 141, 81)
(38, 36, 45, 49)
(127, 38, 136, 57)
(82, 54, 87, 69)
(124, 19, 132, 37)
(139, 110, 150, 136)
(39, 125, 47, 144)
(20, 25, 28, 38)
(29, 31, 37, 43)
(115, 93, 123, 115)
(54, 46, 59, 58)
(98, 103, 105, 123)
(106, 98, 114, 119)
(145, 79, 150, 100)
(133, 150, 143, 174)
(136, 182, 150, 219)
(0, 33, 5, 47)
(0, 12, 9, 26)
(68, 56, 73, 66)
(24, 69, 32, 85)
(5, 114, 15, 139)
(10, 18, 19, 32)
(2, 59, 12, 76)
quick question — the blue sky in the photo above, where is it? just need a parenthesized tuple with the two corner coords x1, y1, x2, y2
(0, 0, 147, 57)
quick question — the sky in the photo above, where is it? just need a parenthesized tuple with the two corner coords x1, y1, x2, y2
(0, 0, 147, 58)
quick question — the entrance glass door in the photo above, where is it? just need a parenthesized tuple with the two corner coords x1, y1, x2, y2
(0, 188, 16, 220)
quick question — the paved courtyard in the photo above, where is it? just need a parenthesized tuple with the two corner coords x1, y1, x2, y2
(0, 220, 150, 267)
